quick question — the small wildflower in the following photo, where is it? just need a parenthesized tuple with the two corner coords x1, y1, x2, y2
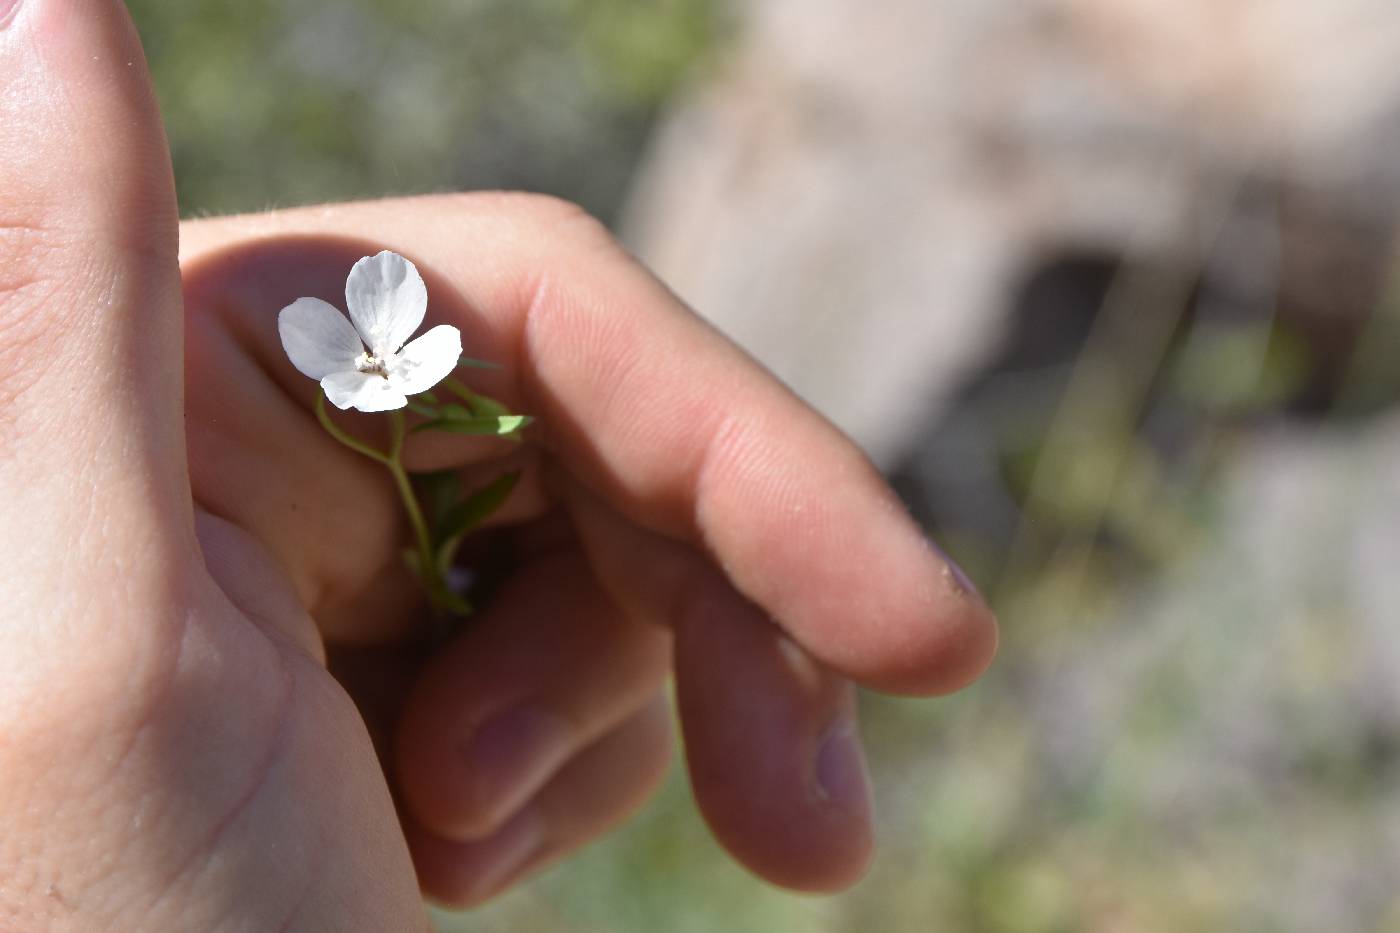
(278, 250, 462, 412)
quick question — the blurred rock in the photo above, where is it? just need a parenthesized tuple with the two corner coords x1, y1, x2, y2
(622, 0, 1400, 464)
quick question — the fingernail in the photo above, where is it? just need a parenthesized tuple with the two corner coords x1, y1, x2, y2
(0, 0, 20, 30)
(466, 807, 546, 902)
(933, 541, 984, 603)
(814, 720, 871, 817)
(463, 706, 574, 822)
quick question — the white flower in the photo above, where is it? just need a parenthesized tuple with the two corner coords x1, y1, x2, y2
(278, 250, 462, 412)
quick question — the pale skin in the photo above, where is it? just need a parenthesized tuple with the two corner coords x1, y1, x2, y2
(0, 2, 997, 930)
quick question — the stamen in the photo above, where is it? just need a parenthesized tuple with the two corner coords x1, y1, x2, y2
(356, 352, 390, 378)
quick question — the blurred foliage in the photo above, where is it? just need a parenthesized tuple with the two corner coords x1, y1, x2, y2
(127, 0, 726, 222)
(881, 239, 1400, 933)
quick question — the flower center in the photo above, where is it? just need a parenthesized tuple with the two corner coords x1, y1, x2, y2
(356, 352, 391, 379)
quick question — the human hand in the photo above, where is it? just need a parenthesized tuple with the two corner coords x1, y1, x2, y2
(0, 2, 996, 930)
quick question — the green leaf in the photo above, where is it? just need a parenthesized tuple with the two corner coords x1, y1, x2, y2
(433, 586, 474, 617)
(411, 414, 533, 436)
(438, 403, 475, 420)
(436, 470, 520, 543)
(413, 380, 531, 438)
(496, 414, 528, 434)
(465, 392, 510, 419)
(441, 378, 508, 415)
(434, 471, 521, 572)
(414, 470, 462, 531)
(457, 356, 502, 370)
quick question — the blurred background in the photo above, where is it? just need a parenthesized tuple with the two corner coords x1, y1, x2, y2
(128, 0, 1400, 929)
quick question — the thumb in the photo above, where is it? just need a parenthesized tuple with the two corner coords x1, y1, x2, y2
(0, 0, 193, 779)
(0, 8, 431, 929)
(0, 0, 189, 602)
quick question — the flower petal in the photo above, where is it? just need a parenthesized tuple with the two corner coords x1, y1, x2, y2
(387, 324, 463, 396)
(345, 250, 427, 358)
(278, 297, 364, 380)
(321, 370, 408, 413)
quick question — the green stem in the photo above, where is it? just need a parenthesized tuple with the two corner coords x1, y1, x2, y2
(315, 392, 390, 464)
(386, 411, 435, 590)
(315, 393, 455, 617)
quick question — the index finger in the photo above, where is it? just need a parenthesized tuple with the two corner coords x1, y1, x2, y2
(181, 193, 997, 695)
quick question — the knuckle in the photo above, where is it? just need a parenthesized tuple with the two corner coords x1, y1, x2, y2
(442, 191, 617, 257)
(503, 191, 593, 227)
(515, 193, 615, 252)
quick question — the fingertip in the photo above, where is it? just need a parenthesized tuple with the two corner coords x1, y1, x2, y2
(858, 568, 1000, 697)
(674, 580, 876, 892)
(822, 493, 1002, 696)
(4, 0, 173, 203)
(705, 420, 999, 695)
(408, 811, 547, 909)
(569, 465, 999, 696)
(0, 0, 177, 367)
(409, 698, 674, 907)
